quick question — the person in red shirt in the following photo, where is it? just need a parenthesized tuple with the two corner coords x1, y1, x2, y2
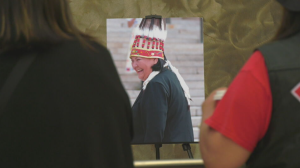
(199, 0, 300, 167)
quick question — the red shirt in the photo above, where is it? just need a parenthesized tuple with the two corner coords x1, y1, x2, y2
(205, 51, 273, 152)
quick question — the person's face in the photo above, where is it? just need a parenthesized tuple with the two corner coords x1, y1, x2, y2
(131, 57, 158, 81)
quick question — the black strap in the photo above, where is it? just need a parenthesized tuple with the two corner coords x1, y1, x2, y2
(0, 54, 37, 112)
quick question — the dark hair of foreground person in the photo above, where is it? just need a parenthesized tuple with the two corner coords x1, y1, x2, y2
(0, 0, 134, 167)
(0, 0, 94, 51)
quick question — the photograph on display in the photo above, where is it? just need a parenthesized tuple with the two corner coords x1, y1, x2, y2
(107, 17, 204, 143)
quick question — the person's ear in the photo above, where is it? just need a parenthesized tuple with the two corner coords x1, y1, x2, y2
(154, 58, 158, 64)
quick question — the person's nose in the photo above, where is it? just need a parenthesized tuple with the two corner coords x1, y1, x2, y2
(132, 61, 137, 68)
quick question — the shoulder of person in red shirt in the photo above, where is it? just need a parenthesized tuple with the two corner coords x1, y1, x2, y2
(205, 50, 272, 152)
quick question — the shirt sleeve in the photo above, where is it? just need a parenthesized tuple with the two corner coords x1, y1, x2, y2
(141, 81, 168, 143)
(205, 51, 272, 152)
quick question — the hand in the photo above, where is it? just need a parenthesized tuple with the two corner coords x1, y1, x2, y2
(201, 87, 227, 121)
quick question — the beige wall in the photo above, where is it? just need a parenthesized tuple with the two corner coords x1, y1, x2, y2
(69, 0, 282, 160)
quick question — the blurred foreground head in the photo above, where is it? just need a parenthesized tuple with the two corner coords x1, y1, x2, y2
(0, 0, 93, 51)
(275, 0, 300, 40)
(277, 0, 300, 12)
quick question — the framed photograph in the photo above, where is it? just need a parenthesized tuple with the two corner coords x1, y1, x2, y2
(107, 17, 204, 143)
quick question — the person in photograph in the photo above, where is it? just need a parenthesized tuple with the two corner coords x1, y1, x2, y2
(0, 0, 133, 167)
(130, 16, 194, 143)
(199, 0, 300, 167)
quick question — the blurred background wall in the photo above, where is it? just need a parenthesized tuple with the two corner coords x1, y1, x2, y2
(68, 0, 282, 160)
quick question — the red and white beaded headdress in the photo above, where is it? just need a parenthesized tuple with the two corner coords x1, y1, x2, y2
(130, 15, 167, 59)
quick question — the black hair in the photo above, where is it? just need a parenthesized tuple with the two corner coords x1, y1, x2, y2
(151, 59, 166, 71)
(0, 0, 95, 51)
(273, 7, 300, 40)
